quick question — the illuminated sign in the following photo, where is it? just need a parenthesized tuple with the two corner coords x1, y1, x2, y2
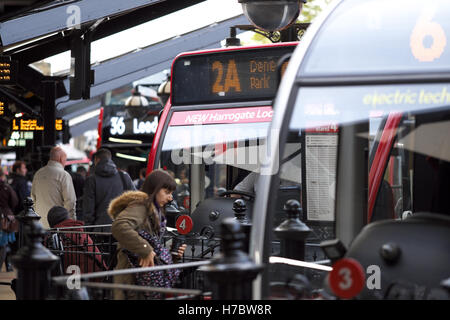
(12, 118, 63, 131)
(0, 101, 5, 116)
(101, 103, 162, 149)
(0, 57, 18, 84)
(169, 106, 273, 126)
(172, 45, 296, 105)
(7, 131, 34, 147)
(110, 116, 158, 136)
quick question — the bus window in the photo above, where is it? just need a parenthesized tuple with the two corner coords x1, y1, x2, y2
(262, 82, 450, 298)
(158, 111, 272, 233)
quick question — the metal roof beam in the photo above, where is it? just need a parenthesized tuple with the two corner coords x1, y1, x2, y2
(56, 14, 248, 117)
(55, 14, 247, 132)
(8, 0, 207, 65)
(0, 0, 164, 47)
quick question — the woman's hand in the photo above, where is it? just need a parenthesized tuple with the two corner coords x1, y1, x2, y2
(174, 244, 187, 258)
(139, 251, 156, 267)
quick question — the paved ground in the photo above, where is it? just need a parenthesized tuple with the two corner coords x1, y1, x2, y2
(0, 265, 16, 300)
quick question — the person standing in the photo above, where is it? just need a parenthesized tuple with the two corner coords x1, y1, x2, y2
(109, 169, 186, 299)
(133, 168, 146, 190)
(8, 160, 30, 215)
(31, 146, 76, 229)
(82, 148, 135, 226)
(0, 170, 18, 271)
(72, 166, 87, 221)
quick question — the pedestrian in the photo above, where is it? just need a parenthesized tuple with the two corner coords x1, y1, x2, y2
(0, 170, 18, 272)
(46, 206, 107, 274)
(72, 166, 87, 221)
(109, 169, 187, 299)
(31, 146, 76, 229)
(133, 167, 146, 190)
(82, 148, 135, 226)
(8, 160, 30, 214)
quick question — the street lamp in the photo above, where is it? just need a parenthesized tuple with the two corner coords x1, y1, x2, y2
(157, 76, 171, 107)
(125, 86, 149, 107)
(238, 0, 306, 32)
(125, 86, 149, 118)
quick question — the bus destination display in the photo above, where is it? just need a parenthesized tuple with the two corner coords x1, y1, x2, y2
(172, 46, 295, 105)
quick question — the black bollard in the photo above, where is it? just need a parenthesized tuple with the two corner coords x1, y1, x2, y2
(12, 198, 60, 300)
(232, 198, 252, 253)
(199, 218, 263, 300)
(16, 197, 41, 249)
(274, 199, 311, 261)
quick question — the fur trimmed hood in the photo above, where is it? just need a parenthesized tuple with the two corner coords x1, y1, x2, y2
(107, 190, 148, 220)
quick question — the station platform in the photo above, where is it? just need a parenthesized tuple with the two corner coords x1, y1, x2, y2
(0, 266, 16, 300)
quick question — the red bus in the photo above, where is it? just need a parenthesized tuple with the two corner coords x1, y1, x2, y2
(146, 42, 297, 232)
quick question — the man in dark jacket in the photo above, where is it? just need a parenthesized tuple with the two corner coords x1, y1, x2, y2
(82, 148, 135, 226)
(8, 161, 30, 215)
(72, 166, 87, 221)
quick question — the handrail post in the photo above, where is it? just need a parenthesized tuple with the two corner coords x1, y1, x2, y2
(274, 199, 311, 261)
(12, 197, 60, 300)
(199, 218, 262, 299)
(232, 198, 252, 253)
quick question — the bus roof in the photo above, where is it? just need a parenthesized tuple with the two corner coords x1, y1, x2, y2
(299, 0, 450, 77)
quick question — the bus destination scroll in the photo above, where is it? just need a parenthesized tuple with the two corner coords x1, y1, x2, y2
(209, 56, 288, 99)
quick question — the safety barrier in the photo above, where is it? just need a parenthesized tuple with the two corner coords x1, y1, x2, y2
(11, 197, 262, 300)
(51, 260, 211, 300)
(44, 224, 116, 278)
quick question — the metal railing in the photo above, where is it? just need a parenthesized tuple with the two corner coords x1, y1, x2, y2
(51, 260, 212, 300)
(43, 224, 116, 278)
(11, 198, 262, 300)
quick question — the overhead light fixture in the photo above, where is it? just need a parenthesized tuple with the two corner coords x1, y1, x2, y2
(68, 109, 101, 126)
(115, 152, 147, 162)
(238, 0, 306, 32)
(125, 86, 149, 118)
(108, 137, 143, 144)
(157, 77, 171, 107)
(125, 86, 149, 107)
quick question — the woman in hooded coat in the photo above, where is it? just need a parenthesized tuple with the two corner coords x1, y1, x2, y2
(109, 169, 186, 299)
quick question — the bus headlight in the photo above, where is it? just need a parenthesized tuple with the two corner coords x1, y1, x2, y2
(238, 0, 305, 32)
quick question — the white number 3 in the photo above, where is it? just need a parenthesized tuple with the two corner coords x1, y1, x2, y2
(338, 267, 353, 290)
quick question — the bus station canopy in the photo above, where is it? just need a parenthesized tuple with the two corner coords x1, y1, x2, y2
(0, 0, 246, 139)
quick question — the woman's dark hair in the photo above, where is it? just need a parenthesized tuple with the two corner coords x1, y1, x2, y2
(141, 169, 177, 231)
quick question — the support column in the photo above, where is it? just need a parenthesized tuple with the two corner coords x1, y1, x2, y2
(41, 80, 57, 166)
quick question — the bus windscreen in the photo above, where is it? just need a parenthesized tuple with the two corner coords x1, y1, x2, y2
(171, 45, 296, 105)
